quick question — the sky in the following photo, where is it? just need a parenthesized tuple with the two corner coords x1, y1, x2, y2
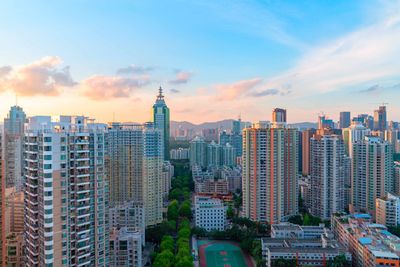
(0, 0, 400, 124)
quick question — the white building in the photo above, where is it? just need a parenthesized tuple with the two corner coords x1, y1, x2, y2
(110, 227, 142, 267)
(271, 223, 329, 239)
(376, 193, 400, 227)
(342, 121, 370, 157)
(194, 195, 226, 231)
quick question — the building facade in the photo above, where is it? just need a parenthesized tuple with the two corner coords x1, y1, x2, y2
(194, 195, 226, 231)
(24, 116, 109, 267)
(109, 227, 142, 267)
(152, 87, 170, 160)
(310, 134, 345, 219)
(242, 124, 298, 224)
(376, 193, 400, 227)
(351, 136, 393, 214)
(4, 105, 26, 190)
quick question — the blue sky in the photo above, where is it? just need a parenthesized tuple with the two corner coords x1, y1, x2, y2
(0, 0, 399, 123)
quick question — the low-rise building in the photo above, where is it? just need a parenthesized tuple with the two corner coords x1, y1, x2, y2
(262, 230, 350, 267)
(194, 195, 226, 231)
(110, 227, 142, 267)
(271, 223, 328, 239)
(195, 179, 229, 195)
(332, 213, 400, 267)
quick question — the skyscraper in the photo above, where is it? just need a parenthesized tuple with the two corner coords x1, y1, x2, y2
(190, 136, 207, 168)
(351, 136, 393, 214)
(310, 134, 345, 220)
(301, 129, 316, 176)
(153, 87, 170, 160)
(0, 131, 4, 266)
(342, 121, 371, 157)
(4, 105, 26, 190)
(272, 108, 287, 124)
(24, 116, 109, 267)
(339, 111, 351, 129)
(107, 122, 163, 226)
(242, 123, 298, 224)
(107, 123, 144, 205)
(374, 105, 387, 131)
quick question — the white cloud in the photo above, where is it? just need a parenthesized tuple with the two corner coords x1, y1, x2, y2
(261, 1, 400, 96)
(0, 56, 76, 96)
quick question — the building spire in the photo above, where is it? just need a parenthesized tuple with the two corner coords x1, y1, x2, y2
(157, 86, 164, 100)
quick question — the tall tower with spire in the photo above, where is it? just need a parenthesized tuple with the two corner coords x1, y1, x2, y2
(153, 86, 170, 160)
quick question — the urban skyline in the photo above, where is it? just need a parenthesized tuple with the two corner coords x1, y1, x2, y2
(2, 1, 400, 267)
(1, 1, 400, 123)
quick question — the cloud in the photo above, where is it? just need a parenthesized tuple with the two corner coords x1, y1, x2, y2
(81, 75, 151, 100)
(259, 2, 400, 96)
(359, 84, 380, 93)
(250, 88, 279, 97)
(0, 56, 77, 96)
(0, 66, 11, 77)
(168, 70, 193, 85)
(116, 65, 154, 75)
(214, 78, 263, 101)
(170, 88, 180, 93)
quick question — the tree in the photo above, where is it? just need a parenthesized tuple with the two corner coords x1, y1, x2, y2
(178, 227, 191, 239)
(179, 201, 192, 219)
(169, 188, 183, 201)
(227, 206, 235, 219)
(288, 215, 303, 225)
(152, 250, 175, 267)
(175, 256, 194, 267)
(160, 235, 174, 252)
(167, 200, 179, 221)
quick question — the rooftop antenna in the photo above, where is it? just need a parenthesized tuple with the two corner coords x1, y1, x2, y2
(157, 86, 164, 100)
(15, 94, 18, 106)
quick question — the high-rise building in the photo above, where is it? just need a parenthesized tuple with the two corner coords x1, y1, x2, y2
(374, 105, 387, 131)
(107, 122, 163, 226)
(0, 131, 5, 267)
(301, 129, 316, 176)
(310, 134, 345, 220)
(376, 193, 400, 227)
(318, 115, 334, 130)
(342, 121, 371, 157)
(24, 116, 109, 267)
(242, 123, 298, 224)
(107, 123, 143, 205)
(4, 105, 26, 190)
(339, 111, 351, 129)
(190, 136, 207, 168)
(351, 136, 393, 214)
(153, 87, 170, 160)
(207, 141, 221, 168)
(272, 108, 287, 124)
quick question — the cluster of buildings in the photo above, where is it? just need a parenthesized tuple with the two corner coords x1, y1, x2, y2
(0, 87, 172, 266)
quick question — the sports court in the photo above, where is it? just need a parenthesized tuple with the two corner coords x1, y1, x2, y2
(198, 240, 254, 267)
